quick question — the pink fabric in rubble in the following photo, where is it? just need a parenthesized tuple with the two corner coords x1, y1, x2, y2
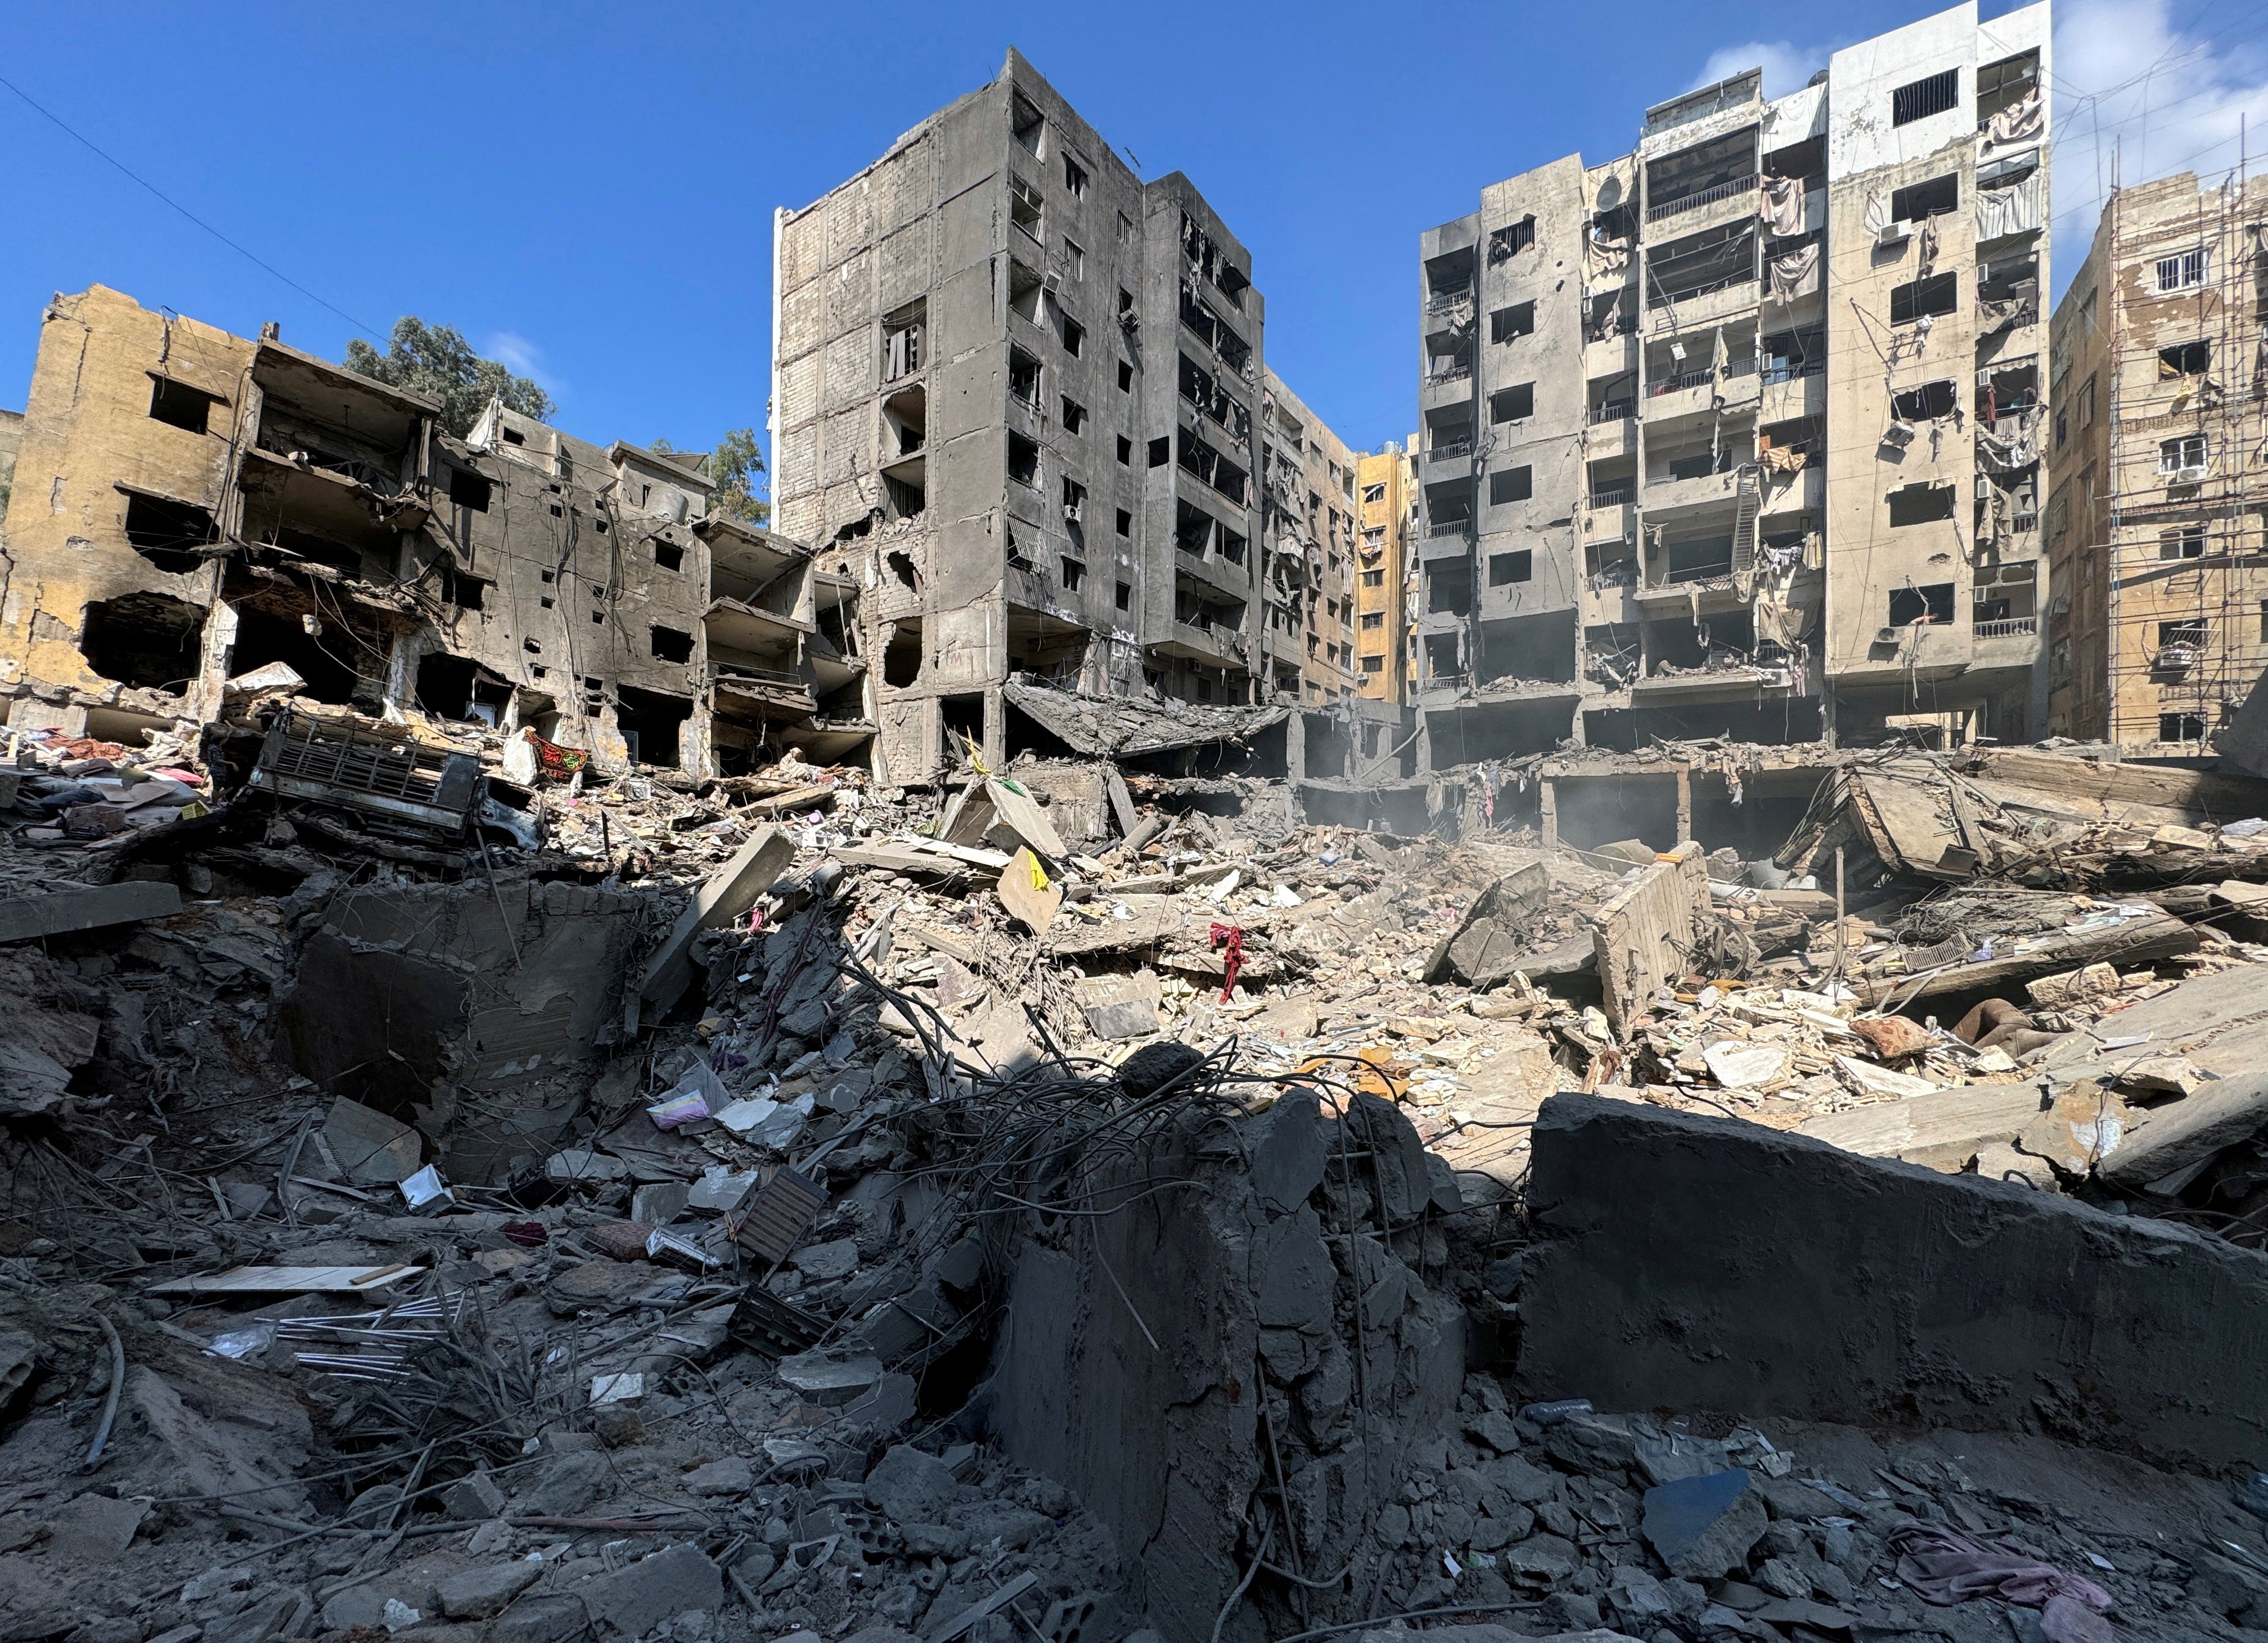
(1891, 1525, 2116, 1637)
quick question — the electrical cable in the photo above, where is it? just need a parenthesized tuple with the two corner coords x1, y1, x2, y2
(0, 73, 381, 339)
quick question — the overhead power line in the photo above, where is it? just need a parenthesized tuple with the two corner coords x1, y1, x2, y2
(0, 72, 382, 339)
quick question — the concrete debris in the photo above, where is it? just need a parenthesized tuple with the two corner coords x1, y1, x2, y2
(15, 704, 2268, 1643)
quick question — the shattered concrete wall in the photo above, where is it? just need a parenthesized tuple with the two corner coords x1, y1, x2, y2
(277, 877, 642, 1179)
(0, 286, 253, 730)
(772, 51, 1279, 779)
(1258, 370, 1360, 709)
(1520, 1091, 2268, 1474)
(1822, 4, 2050, 742)
(421, 404, 714, 767)
(986, 1089, 1464, 1643)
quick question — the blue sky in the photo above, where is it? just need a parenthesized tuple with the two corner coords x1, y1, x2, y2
(0, 0, 2239, 483)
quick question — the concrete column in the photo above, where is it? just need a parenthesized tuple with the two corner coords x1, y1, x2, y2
(1541, 776, 1559, 852)
(982, 685, 1006, 772)
(1674, 765, 1693, 844)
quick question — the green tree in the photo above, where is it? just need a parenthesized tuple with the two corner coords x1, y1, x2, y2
(344, 318, 554, 438)
(652, 428, 768, 525)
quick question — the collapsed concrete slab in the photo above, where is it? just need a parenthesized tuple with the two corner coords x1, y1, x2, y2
(0, 881, 182, 943)
(634, 824, 795, 1019)
(1520, 1092, 2268, 1473)
(984, 1088, 1465, 1643)
(277, 876, 642, 1180)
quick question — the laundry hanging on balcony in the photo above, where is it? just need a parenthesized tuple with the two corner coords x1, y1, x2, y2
(1759, 175, 1804, 238)
(1984, 87, 2043, 148)
(1975, 170, 2043, 240)
(1767, 242, 1821, 305)
(1977, 410, 2042, 472)
(1585, 229, 1631, 281)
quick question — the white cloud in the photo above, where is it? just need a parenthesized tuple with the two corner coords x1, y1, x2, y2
(1693, 40, 1834, 100)
(2052, 0, 2268, 293)
(483, 330, 568, 399)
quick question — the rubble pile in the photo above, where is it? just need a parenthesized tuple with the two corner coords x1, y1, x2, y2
(16, 704, 2268, 1643)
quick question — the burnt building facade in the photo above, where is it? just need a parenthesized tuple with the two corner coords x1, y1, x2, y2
(0, 285, 864, 775)
(771, 51, 1364, 782)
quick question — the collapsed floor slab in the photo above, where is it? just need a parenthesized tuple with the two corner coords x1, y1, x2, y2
(1520, 1091, 2268, 1473)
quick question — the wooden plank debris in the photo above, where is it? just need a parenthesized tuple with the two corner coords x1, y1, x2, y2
(151, 1264, 420, 1296)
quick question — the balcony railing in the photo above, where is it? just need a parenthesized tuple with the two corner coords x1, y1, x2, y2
(1427, 517, 1473, 538)
(1427, 362, 1473, 385)
(712, 661, 807, 692)
(1648, 273, 1754, 309)
(1426, 282, 1474, 313)
(1760, 359, 1825, 385)
(1664, 560, 1735, 584)
(1590, 399, 1635, 424)
(1974, 616, 2037, 639)
(1647, 173, 1758, 224)
(1651, 359, 1757, 395)
(1429, 438, 1474, 461)
(1588, 486, 1631, 508)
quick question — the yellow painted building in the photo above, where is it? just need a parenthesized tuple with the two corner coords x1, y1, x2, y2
(1355, 445, 1414, 704)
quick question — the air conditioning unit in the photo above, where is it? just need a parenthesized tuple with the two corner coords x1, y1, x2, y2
(1882, 421, 1916, 448)
(1878, 219, 1913, 245)
(1063, 503, 1082, 522)
(1043, 269, 1062, 292)
(2170, 466, 2208, 485)
(1875, 625, 1902, 643)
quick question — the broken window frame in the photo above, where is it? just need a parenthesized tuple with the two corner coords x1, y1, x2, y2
(1889, 272, 1959, 325)
(147, 375, 217, 435)
(1891, 67, 1961, 127)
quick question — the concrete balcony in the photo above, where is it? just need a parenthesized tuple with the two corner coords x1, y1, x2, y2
(1971, 615, 2042, 672)
(1758, 367, 1826, 424)
(1586, 415, 1635, 461)
(1644, 276, 1758, 334)
(1421, 439, 1475, 478)
(1644, 174, 1761, 236)
(1581, 496, 1635, 543)
(1584, 332, 1639, 381)
(1644, 364, 1761, 425)
(1419, 517, 1475, 560)
(1155, 620, 1250, 672)
(1631, 661, 1806, 703)
(1641, 467, 1745, 517)
(1635, 568, 1820, 616)
(1421, 368, 1476, 412)
(1758, 466, 1824, 519)
(1176, 547, 1254, 603)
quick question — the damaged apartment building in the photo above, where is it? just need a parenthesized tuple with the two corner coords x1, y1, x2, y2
(1414, 0, 2049, 769)
(0, 285, 870, 774)
(2046, 170, 2268, 758)
(767, 49, 1362, 785)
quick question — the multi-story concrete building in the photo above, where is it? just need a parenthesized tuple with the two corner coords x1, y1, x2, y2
(2046, 172, 2268, 755)
(1354, 443, 1415, 710)
(770, 51, 1303, 784)
(1416, 0, 2048, 767)
(0, 284, 857, 775)
(1257, 369, 1360, 712)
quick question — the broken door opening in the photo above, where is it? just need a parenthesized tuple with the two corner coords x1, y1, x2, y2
(615, 685, 693, 769)
(416, 653, 514, 726)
